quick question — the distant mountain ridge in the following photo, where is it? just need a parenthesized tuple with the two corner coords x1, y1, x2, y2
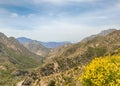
(81, 29, 116, 42)
(40, 41, 71, 48)
(17, 37, 71, 48)
(17, 37, 32, 43)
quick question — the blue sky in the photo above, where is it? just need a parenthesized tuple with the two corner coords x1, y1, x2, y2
(0, 0, 120, 42)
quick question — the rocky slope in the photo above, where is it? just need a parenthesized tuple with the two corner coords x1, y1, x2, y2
(0, 32, 43, 86)
(22, 29, 120, 86)
(0, 32, 43, 68)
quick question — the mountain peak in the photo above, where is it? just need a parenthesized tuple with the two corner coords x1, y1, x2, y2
(0, 32, 8, 39)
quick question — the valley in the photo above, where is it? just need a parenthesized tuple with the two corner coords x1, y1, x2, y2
(0, 29, 119, 86)
(0, 0, 120, 86)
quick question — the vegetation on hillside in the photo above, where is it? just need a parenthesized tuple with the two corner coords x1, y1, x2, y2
(81, 55, 120, 86)
(0, 33, 43, 86)
(23, 55, 120, 86)
(22, 30, 120, 86)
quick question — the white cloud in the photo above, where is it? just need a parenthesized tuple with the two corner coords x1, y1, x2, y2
(115, 0, 120, 9)
(0, 0, 120, 42)
(0, 23, 96, 42)
(32, 0, 98, 4)
(11, 13, 19, 18)
(0, 0, 98, 5)
(0, 7, 120, 42)
(0, 16, 119, 43)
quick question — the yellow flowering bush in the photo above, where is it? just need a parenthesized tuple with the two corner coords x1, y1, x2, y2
(81, 55, 120, 86)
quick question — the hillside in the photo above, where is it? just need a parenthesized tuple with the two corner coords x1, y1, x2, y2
(0, 32, 43, 68)
(0, 32, 43, 86)
(23, 55, 120, 86)
(45, 43, 72, 62)
(22, 30, 120, 86)
(17, 37, 50, 57)
(21, 40, 50, 57)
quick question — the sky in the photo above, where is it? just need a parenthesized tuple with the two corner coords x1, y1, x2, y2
(0, 0, 120, 42)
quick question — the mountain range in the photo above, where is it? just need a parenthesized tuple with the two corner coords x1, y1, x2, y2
(17, 29, 116, 58)
(17, 37, 71, 48)
(17, 37, 71, 57)
(21, 29, 120, 86)
(0, 29, 119, 86)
